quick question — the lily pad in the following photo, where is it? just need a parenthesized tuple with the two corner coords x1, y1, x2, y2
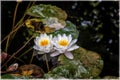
(53, 21, 79, 39)
(25, 18, 55, 34)
(26, 4, 67, 20)
(10, 64, 44, 78)
(44, 47, 104, 79)
(1, 74, 15, 79)
(1, 73, 33, 79)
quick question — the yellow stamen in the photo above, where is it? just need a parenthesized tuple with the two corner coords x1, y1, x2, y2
(58, 39, 69, 46)
(39, 39, 49, 46)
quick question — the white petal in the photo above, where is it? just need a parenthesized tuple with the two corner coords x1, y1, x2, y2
(64, 51, 73, 59)
(50, 51, 61, 57)
(36, 36, 40, 41)
(68, 39, 77, 48)
(33, 46, 40, 51)
(49, 35, 52, 40)
(68, 34, 72, 43)
(44, 46, 52, 53)
(54, 46, 66, 53)
(37, 51, 45, 54)
(34, 39, 39, 46)
(63, 34, 66, 38)
(63, 34, 68, 40)
(40, 34, 44, 37)
(67, 45, 79, 51)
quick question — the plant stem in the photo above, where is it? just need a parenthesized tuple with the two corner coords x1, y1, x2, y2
(13, 47, 33, 63)
(4, 23, 24, 52)
(8, 55, 25, 64)
(19, 47, 33, 58)
(29, 50, 34, 64)
(45, 54, 49, 72)
(2, 36, 34, 68)
(1, 1, 36, 44)
(1, 23, 24, 44)
(12, 2, 20, 29)
(5, 2, 20, 52)
(10, 2, 31, 40)
(5, 36, 10, 52)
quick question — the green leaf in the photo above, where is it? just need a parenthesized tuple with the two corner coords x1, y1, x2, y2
(1, 74, 32, 79)
(53, 21, 79, 39)
(26, 4, 67, 20)
(1, 74, 15, 79)
(44, 47, 104, 79)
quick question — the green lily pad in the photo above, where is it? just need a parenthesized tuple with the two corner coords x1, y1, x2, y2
(44, 47, 104, 79)
(1, 74, 15, 79)
(1, 74, 32, 79)
(26, 4, 67, 20)
(53, 21, 79, 39)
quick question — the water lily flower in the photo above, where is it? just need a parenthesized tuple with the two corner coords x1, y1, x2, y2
(51, 34, 79, 59)
(45, 17, 65, 30)
(33, 34, 53, 53)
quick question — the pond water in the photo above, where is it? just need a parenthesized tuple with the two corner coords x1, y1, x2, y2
(1, 1, 119, 78)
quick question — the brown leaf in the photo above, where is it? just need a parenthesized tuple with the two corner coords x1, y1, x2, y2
(14, 64, 44, 78)
(21, 70, 33, 76)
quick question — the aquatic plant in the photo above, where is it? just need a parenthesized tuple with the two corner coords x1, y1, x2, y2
(51, 34, 79, 59)
(1, 2, 111, 79)
(33, 33, 53, 53)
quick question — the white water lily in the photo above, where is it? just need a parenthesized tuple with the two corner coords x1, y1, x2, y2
(45, 17, 65, 30)
(51, 34, 79, 59)
(33, 34, 53, 53)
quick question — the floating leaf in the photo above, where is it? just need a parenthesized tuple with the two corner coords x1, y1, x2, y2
(25, 18, 55, 34)
(53, 21, 79, 39)
(1, 74, 15, 79)
(26, 4, 67, 20)
(12, 64, 44, 78)
(2, 73, 32, 79)
(21, 70, 33, 76)
(44, 47, 104, 79)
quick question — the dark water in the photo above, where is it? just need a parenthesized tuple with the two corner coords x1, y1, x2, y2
(1, 1, 119, 77)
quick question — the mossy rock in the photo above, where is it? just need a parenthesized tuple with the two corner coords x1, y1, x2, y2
(44, 47, 104, 79)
